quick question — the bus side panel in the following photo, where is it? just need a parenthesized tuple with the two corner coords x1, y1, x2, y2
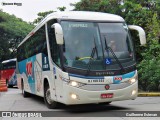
(34, 53, 43, 96)
(53, 66, 64, 103)
(18, 55, 36, 94)
(41, 55, 57, 100)
(18, 53, 56, 98)
(52, 65, 70, 103)
(1, 69, 14, 81)
(35, 53, 56, 98)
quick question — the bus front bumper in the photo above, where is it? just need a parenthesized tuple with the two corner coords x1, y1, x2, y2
(62, 81, 138, 105)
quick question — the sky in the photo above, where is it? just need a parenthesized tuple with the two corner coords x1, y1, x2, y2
(0, 0, 80, 22)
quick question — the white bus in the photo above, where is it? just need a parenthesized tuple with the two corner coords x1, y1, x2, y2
(17, 11, 146, 109)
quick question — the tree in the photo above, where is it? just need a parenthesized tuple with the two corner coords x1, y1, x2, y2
(72, 0, 160, 91)
(138, 13, 160, 91)
(0, 10, 34, 61)
(57, 6, 66, 11)
(32, 6, 67, 25)
(32, 10, 55, 25)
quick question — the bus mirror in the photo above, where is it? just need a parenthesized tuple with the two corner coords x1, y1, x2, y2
(128, 25, 146, 45)
(51, 23, 64, 45)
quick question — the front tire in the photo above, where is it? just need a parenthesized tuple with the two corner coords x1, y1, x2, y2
(44, 83, 58, 109)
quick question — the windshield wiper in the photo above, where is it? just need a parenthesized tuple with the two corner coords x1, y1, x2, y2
(94, 37, 98, 58)
(104, 36, 125, 73)
(85, 36, 98, 75)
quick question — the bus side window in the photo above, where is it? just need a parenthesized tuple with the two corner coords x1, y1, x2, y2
(17, 25, 48, 62)
(47, 19, 61, 67)
(42, 42, 47, 55)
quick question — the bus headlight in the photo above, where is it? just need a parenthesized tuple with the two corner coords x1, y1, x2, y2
(128, 76, 138, 84)
(129, 78, 136, 84)
(69, 81, 85, 87)
(70, 81, 78, 87)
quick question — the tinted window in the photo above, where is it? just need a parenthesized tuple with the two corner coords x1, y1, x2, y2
(2, 61, 16, 70)
(17, 25, 47, 61)
(47, 19, 61, 67)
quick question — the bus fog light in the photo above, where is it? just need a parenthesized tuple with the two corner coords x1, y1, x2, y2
(71, 94, 78, 99)
(132, 90, 137, 95)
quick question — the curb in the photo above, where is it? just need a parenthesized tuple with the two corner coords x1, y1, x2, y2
(138, 93, 160, 97)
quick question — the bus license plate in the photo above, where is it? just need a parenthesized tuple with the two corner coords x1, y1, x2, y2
(101, 93, 113, 99)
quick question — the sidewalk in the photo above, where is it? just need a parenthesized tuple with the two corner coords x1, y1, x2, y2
(138, 92, 160, 97)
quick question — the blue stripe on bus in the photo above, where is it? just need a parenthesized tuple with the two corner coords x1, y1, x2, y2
(122, 71, 135, 79)
(113, 71, 136, 84)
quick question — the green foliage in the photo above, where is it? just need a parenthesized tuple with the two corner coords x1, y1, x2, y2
(33, 6, 66, 25)
(0, 10, 34, 61)
(138, 13, 160, 91)
(74, 0, 122, 13)
(32, 11, 55, 25)
(73, 0, 160, 91)
(57, 6, 66, 11)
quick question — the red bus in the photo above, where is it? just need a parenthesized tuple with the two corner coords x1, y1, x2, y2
(0, 58, 17, 87)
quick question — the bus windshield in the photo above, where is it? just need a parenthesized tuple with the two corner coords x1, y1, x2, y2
(61, 21, 135, 71)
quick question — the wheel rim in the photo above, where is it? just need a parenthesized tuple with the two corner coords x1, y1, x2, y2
(46, 88, 53, 104)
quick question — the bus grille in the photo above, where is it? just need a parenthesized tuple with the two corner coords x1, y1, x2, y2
(78, 83, 130, 91)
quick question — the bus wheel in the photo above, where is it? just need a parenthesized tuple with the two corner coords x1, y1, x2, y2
(8, 85, 13, 88)
(6, 80, 13, 88)
(6, 80, 9, 87)
(44, 83, 58, 109)
(21, 80, 29, 97)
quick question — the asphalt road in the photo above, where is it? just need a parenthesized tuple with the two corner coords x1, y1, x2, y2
(0, 88, 160, 120)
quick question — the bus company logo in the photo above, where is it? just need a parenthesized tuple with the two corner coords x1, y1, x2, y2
(26, 62, 32, 76)
(114, 76, 122, 81)
(105, 84, 110, 90)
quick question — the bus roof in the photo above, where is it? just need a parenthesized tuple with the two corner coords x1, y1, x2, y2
(48, 11, 124, 21)
(2, 58, 17, 64)
(18, 11, 125, 47)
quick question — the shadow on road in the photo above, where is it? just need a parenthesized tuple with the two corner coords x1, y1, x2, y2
(27, 93, 130, 114)
(63, 104, 130, 117)
(9, 86, 18, 89)
(64, 104, 130, 113)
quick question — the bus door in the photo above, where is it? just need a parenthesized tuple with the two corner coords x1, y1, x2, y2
(53, 66, 67, 102)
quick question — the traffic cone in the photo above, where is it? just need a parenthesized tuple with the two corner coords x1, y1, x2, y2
(0, 79, 8, 92)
